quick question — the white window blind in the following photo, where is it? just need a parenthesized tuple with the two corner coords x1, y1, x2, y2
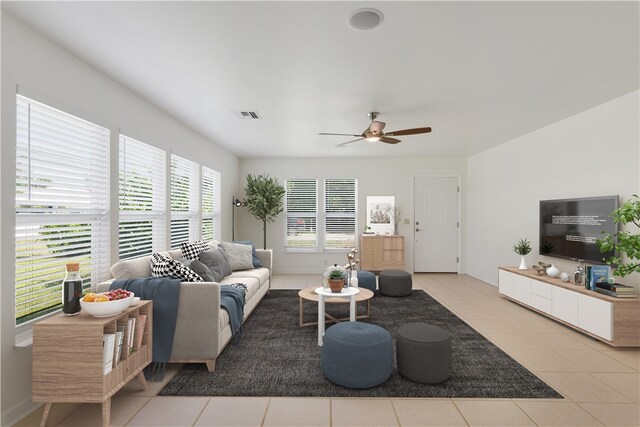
(15, 95, 110, 325)
(202, 166, 221, 241)
(119, 135, 166, 260)
(324, 179, 357, 250)
(170, 154, 199, 248)
(285, 179, 318, 249)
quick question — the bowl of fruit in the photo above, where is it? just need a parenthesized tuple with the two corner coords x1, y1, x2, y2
(80, 289, 134, 317)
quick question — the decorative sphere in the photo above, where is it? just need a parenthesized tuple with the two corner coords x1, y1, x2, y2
(560, 272, 570, 282)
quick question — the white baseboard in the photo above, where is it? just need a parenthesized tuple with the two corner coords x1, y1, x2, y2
(2, 397, 40, 427)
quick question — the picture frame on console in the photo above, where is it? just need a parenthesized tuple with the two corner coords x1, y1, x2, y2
(366, 196, 394, 235)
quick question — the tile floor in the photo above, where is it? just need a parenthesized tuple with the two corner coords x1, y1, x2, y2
(15, 274, 640, 426)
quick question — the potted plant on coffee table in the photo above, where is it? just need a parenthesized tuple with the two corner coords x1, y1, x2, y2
(328, 270, 345, 293)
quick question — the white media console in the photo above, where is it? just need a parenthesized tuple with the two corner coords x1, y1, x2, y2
(498, 267, 639, 347)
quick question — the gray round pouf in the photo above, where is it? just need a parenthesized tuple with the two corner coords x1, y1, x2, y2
(320, 321, 393, 388)
(379, 270, 412, 296)
(396, 322, 452, 384)
(357, 270, 376, 292)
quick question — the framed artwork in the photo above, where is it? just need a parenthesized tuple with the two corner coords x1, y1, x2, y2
(366, 196, 395, 234)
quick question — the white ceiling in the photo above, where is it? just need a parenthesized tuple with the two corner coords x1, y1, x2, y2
(3, 1, 638, 158)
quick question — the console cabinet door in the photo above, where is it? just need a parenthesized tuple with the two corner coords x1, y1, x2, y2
(578, 294, 613, 340)
(498, 270, 515, 298)
(552, 286, 578, 325)
(512, 275, 532, 306)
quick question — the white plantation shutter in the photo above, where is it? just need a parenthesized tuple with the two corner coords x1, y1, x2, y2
(324, 179, 357, 250)
(119, 135, 166, 260)
(171, 154, 200, 248)
(202, 166, 221, 241)
(15, 95, 110, 325)
(285, 179, 318, 249)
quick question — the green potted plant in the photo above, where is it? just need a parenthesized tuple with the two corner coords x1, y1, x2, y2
(513, 238, 532, 270)
(596, 195, 640, 277)
(328, 269, 345, 293)
(243, 174, 285, 249)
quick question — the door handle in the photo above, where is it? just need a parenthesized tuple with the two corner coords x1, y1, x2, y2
(416, 228, 421, 232)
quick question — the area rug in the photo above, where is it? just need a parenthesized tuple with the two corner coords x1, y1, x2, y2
(159, 289, 562, 398)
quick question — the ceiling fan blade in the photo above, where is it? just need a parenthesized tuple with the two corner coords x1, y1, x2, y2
(385, 127, 432, 136)
(380, 136, 401, 144)
(336, 137, 364, 147)
(319, 132, 363, 137)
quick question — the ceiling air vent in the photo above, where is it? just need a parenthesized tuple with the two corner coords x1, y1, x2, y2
(233, 111, 261, 119)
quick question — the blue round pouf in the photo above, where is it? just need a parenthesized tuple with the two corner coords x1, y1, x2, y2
(357, 270, 376, 292)
(320, 321, 393, 388)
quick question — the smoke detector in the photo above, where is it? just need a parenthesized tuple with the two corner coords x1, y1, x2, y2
(347, 8, 384, 31)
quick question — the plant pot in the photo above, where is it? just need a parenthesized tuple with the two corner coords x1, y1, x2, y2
(328, 279, 344, 293)
(518, 256, 527, 270)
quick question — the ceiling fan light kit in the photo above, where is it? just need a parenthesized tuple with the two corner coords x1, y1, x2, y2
(319, 112, 432, 147)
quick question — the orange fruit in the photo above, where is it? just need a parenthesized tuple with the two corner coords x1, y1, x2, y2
(83, 293, 97, 302)
(95, 295, 109, 303)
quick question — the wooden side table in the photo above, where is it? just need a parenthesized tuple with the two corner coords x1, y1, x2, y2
(32, 301, 152, 427)
(314, 287, 360, 346)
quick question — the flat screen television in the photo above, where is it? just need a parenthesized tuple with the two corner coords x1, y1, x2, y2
(539, 195, 618, 264)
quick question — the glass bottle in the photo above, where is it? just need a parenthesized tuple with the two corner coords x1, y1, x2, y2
(62, 262, 82, 315)
(574, 261, 585, 287)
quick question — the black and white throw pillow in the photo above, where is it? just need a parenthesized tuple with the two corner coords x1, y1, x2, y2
(180, 241, 211, 260)
(150, 253, 204, 282)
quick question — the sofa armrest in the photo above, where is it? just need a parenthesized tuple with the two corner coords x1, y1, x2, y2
(256, 249, 273, 285)
(96, 279, 115, 293)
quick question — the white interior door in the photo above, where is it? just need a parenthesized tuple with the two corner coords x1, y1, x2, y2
(414, 176, 459, 272)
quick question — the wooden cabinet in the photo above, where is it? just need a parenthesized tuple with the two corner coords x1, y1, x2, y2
(498, 267, 639, 347)
(32, 301, 152, 427)
(360, 235, 404, 271)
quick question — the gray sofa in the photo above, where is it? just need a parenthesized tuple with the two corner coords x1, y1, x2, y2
(97, 248, 272, 371)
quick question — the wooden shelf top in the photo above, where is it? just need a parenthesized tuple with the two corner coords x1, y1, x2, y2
(500, 267, 638, 304)
(35, 300, 151, 326)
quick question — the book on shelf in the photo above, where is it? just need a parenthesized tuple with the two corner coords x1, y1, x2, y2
(135, 314, 147, 350)
(594, 287, 637, 298)
(595, 282, 636, 293)
(127, 317, 136, 354)
(588, 265, 610, 291)
(102, 334, 116, 375)
(114, 326, 125, 363)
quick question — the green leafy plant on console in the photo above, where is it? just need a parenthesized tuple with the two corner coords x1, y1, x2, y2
(596, 195, 640, 277)
(513, 238, 532, 256)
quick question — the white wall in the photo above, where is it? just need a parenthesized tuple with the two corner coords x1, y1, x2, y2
(1, 14, 239, 425)
(466, 91, 640, 290)
(238, 157, 466, 274)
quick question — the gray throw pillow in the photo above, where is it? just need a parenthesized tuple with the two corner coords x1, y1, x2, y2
(220, 241, 254, 271)
(198, 248, 232, 280)
(233, 240, 263, 268)
(178, 258, 217, 282)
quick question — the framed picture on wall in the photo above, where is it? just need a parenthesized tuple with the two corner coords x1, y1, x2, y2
(366, 196, 395, 234)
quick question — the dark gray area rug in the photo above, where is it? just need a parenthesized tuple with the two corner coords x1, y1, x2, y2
(159, 289, 562, 398)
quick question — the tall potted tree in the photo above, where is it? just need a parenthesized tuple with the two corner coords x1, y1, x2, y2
(243, 174, 285, 249)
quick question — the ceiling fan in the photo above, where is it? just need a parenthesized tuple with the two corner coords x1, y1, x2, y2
(319, 112, 432, 147)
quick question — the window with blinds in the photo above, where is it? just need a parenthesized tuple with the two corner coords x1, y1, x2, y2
(285, 179, 318, 249)
(170, 154, 200, 248)
(119, 135, 166, 260)
(202, 166, 221, 241)
(324, 179, 357, 249)
(15, 95, 110, 325)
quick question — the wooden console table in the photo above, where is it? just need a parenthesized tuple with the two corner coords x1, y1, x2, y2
(499, 267, 639, 346)
(360, 235, 404, 271)
(32, 301, 152, 427)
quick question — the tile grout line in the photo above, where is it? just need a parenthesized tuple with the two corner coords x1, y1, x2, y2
(190, 397, 212, 427)
(450, 399, 472, 427)
(389, 399, 401, 426)
(260, 397, 271, 427)
(122, 396, 153, 427)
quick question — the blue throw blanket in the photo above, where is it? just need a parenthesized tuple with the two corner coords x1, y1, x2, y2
(111, 277, 181, 380)
(220, 284, 245, 343)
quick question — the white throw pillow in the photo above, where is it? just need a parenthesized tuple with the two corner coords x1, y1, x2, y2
(220, 241, 254, 271)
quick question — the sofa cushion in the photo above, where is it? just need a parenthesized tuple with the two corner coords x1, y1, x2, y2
(178, 258, 217, 282)
(220, 241, 254, 271)
(151, 253, 203, 282)
(226, 268, 270, 288)
(220, 275, 260, 302)
(180, 241, 210, 260)
(233, 240, 263, 268)
(111, 252, 168, 279)
(198, 248, 232, 279)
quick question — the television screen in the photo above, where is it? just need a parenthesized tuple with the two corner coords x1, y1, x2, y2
(539, 196, 618, 264)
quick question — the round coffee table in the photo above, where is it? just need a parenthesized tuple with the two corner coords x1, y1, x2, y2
(298, 286, 374, 328)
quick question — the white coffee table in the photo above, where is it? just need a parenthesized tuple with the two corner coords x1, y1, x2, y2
(315, 286, 360, 346)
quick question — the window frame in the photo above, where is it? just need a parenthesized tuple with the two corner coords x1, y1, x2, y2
(170, 154, 201, 249)
(201, 166, 222, 242)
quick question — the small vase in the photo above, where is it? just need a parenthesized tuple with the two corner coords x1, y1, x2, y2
(518, 256, 527, 270)
(350, 271, 359, 288)
(546, 264, 560, 278)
